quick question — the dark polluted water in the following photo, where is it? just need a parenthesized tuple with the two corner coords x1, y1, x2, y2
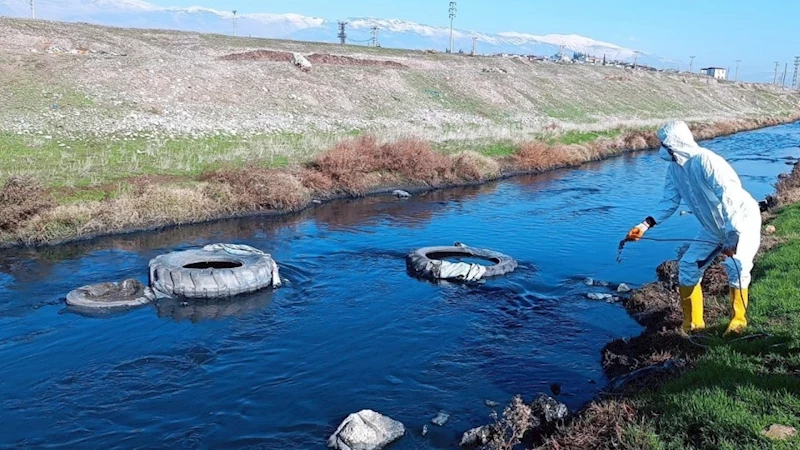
(0, 122, 798, 448)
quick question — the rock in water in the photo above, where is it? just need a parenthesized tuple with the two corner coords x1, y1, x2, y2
(583, 277, 594, 286)
(617, 283, 632, 293)
(586, 292, 614, 301)
(484, 399, 499, 408)
(328, 410, 405, 450)
(531, 394, 569, 424)
(392, 190, 412, 199)
(431, 411, 450, 426)
(459, 426, 491, 448)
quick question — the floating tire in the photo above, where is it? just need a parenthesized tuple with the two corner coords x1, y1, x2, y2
(66, 279, 156, 309)
(149, 244, 280, 299)
(406, 243, 517, 281)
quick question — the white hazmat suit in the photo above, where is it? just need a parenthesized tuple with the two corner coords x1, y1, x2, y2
(627, 120, 761, 334)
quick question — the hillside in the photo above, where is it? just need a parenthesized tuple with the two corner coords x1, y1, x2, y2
(1, 18, 799, 246)
(2, 17, 798, 145)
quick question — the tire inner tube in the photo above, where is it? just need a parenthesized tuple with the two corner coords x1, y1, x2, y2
(406, 243, 518, 281)
(149, 244, 280, 299)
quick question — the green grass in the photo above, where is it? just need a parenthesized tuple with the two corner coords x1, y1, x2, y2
(0, 131, 340, 188)
(434, 139, 519, 157)
(549, 129, 622, 145)
(628, 204, 800, 449)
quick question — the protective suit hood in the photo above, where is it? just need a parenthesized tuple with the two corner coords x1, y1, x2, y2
(658, 120, 701, 166)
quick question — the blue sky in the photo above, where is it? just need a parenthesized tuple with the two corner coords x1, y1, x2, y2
(150, 0, 798, 81)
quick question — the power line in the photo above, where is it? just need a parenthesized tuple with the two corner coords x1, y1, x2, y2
(793, 56, 800, 90)
(734, 60, 741, 82)
(29, 0, 35, 19)
(471, 36, 477, 56)
(689, 56, 696, 73)
(337, 21, 348, 45)
(448, 1, 457, 54)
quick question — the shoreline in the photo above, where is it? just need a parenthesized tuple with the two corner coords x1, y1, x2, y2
(538, 156, 800, 448)
(2, 114, 799, 249)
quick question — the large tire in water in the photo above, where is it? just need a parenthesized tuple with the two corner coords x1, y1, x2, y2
(149, 244, 280, 299)
(66, 279, 156, 309)
(406, 243, 517, 281)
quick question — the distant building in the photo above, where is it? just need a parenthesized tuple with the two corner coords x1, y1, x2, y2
(700, 67, 727, 80)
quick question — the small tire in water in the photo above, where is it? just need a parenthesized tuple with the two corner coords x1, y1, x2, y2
(66, 279, 156, 309)
(149, 244, 280, 299)
(406, 243, 517, 280)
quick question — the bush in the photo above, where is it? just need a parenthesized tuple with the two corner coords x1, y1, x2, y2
(0, 176, 55, 232)
(203, 167, 310, 211)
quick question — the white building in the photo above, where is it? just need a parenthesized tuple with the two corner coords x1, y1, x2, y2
(700, 67, 727, 80)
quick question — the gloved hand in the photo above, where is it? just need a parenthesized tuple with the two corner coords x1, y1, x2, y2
(723, 230, 740, 256)
(626, 222, 650, 241)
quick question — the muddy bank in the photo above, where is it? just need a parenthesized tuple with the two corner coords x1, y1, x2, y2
(538, 159, 800, 450)
(1, 114, 798, 248)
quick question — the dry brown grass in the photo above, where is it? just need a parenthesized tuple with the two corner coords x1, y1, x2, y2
(202, 167, 310, 211)
(13, 184, 222, 245)
(451, 151, 501, 181)
(776, 161, 800, 205)
(0, 176, 55, 232)
(1, 115, 798, 247)
(540, 401, 647, 450)
(515, 143, 575, 172)
(309, 136, 454, 194)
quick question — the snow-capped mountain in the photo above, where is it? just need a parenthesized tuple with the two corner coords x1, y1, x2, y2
(0, 0, 671, 66)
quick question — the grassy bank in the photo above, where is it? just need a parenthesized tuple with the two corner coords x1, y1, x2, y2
(541, 164, 800, 450)
(1, 115, 798, 247)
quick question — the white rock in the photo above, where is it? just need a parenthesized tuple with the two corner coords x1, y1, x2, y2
(328, 410, 405, 450)
(583, 278, 594, 286)
(459, 426, 491, 447)
(392, 190, 412, 199)
(291, 53, 313, 72)
(431, 412, 450, 426)
(586, 293, 614, 301)
(617, 283, 632, 293)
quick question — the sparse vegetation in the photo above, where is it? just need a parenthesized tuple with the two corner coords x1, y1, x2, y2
(0, 114, 798, 247)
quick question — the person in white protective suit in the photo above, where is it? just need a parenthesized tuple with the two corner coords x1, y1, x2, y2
(625, 120, 761, 335)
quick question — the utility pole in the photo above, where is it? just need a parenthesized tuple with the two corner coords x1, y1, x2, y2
(232, 10, 238, 37)
(774, 61, 780, 85)
(783, 62, 789, 87)
(471, 36, 477, 56)
(792, 56, 800, 89)
(370, 26, 379, 47)
(633, 50, 640, 69)
(448, 1, 457, 54)
(337, 21, 348, 45)
(734, 60, 741, 82)
(559, 44, 565, 61)
(689, 56, 696, 73)
(29, 0, 35, 19)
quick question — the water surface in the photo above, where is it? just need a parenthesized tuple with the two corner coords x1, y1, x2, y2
(1, 122, 798, 448)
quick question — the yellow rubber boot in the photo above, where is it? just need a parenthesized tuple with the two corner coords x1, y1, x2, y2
(679, 285, 705, 333)
(725, 288, 749, 336)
